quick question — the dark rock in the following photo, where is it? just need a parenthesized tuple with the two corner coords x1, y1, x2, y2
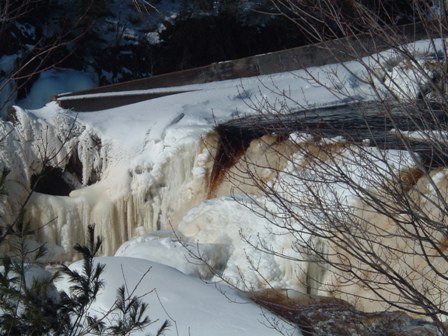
(31, 166, 78, 196)
(153, 14, 310, 74)
(250, 290, 443, 336)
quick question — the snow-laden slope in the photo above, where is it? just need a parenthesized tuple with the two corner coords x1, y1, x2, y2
(56, 257, 300, 336)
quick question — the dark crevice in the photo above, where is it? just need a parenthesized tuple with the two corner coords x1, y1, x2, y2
(208, 124, 267, 198)
(31, 167, 75, 196)
(31, 148, 101, 196)
(66, 149, 83, 183)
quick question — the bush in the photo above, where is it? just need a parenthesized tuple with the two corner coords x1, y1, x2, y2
(217, 1, 448, 334)
(0, 202, 168, 336)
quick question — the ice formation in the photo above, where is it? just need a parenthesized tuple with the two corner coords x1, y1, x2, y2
(16, 107, 214, 258)
(2, 39, 448, 319)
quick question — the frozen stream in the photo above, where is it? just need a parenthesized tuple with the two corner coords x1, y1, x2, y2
(2, 41, 448, 324)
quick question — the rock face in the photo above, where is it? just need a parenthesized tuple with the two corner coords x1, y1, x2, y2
(250, 290, 442, 336)
(0, 0, 310, 104)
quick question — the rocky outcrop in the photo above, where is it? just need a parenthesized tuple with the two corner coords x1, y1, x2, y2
(250, 290, 443, 336)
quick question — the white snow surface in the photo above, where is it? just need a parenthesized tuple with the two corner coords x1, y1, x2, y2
(55, 257, 300, 336)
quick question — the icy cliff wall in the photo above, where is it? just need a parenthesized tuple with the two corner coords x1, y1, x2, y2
(0, 106, 81, 227)
(4, 101, 448, 317)
(0, 103, 217, 259)
(27, 138, 213, 259)
(0, 101, 310, 294)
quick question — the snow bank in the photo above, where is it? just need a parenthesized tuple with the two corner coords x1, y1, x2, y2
(56, 257, 301, 336)
(115, 230, 230, 279)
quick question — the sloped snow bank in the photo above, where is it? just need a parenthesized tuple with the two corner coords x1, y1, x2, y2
(56, 256, 301, 336)
(115, 230, 231, 279)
